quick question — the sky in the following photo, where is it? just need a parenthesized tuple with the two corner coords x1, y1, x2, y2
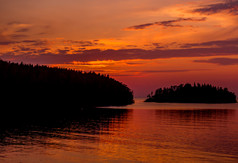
(1, 0, 238, 97)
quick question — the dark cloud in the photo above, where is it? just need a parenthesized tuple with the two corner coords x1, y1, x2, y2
(7, 21, 23, 26)
(10, 34, 28, 39)
(126, 45, 137, 48)
(125, 17, 206, 30)
(1, 45, 238, 65)
(142, 70, 192, 73)
(0, 39, 48, 46)
(181, 38, 238, 48)
(156, 18, 206, 27)
(17, 46, 35, 52)
(20, 40, 48, 46)
(193, 0, 238, 15)
(9, 45, 50, 55)
(64, 40, 104, 47)
(1, 38, 238, 65)
(111, 74, 140, 77)
(126, 62, 144, 65)
(57, 49, 70, 55)
(0, 41, 17, 45)
(152, 43, 165, 49)
(35, 48, 50, 53)
(194, 57, 238, 65)
(37, 32, 47, 35)
(0, 53, 73, 65)
(32, 40, 48, 46)
(0, 33, 17, 45)
(67, 40, 94, 46)
(22, 40, 37, 43)
(126, 23, 154, 30)
(15, 28, 30, 33)
(112, 69, 209, 77)
(73, 48, 86, 52)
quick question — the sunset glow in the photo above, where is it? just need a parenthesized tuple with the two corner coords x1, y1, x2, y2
(1, 0, 238, 97)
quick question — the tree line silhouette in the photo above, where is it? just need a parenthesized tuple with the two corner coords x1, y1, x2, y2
(145, 83, 237, 103)
(0, 60, 134, 108)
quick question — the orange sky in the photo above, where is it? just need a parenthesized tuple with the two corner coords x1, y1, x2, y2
(1, 0, 238, 97)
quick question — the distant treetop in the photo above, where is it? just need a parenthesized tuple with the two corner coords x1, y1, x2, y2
(145, 83, 237, 103)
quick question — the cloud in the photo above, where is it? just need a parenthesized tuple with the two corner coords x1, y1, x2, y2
(194, 57, 238, 65)
(111, 69, 210, 77)
(63, 40, 104, 48)
(125, 17, 206, 30)
(126, 23, 154, 30)
(22, 40, 49, 46)
(17, 46, 35, 52)
(142, 70, 192, 73)
(180, 38, 238, 48)
(15, 28, 30, 33)
(127, 69, 197, 74)
(0, 39, 49, 47)
(1, 37, 238, 65)
(57, 49, 70, 55)
(0, 41, 17, 45)
(1, 44, 238, 65)
(193, 0, 238, 15)
(10, 34, 28, 39)
(1, 21, 50, 41)
(126, 62, 144, 65)
(7, 21, 24, 26)
(0, 33, 15, 45)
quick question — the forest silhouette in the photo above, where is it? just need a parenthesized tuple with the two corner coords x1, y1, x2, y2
(0, 60, 134, 109)
(145, 83, 237, 103)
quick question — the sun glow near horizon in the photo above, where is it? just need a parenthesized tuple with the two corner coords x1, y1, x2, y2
(1, 0, 238, 97)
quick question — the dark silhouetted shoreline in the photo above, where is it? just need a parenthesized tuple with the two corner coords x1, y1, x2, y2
(145, 83, 237, 103)
(0, 60, 134, 109)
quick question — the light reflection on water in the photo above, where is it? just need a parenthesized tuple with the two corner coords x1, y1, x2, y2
(0, 99, 238, 162)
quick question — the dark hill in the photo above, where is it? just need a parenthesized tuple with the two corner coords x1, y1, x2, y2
(0, 60, 134, 108)
(145, 83, 237, 103)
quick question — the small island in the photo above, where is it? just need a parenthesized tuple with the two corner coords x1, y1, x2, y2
(0, 60, 134, 108)
(145, 83, 237, 103)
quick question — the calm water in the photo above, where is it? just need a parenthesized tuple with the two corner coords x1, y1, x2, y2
(1, 99, 238, 162)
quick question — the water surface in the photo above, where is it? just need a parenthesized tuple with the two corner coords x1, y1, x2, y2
(1, 99, 238, 162)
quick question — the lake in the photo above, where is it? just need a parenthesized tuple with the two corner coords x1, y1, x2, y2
(0, 98, 238, 162)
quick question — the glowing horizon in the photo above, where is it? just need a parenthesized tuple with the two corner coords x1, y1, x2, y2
(1, 0, 238, 97)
